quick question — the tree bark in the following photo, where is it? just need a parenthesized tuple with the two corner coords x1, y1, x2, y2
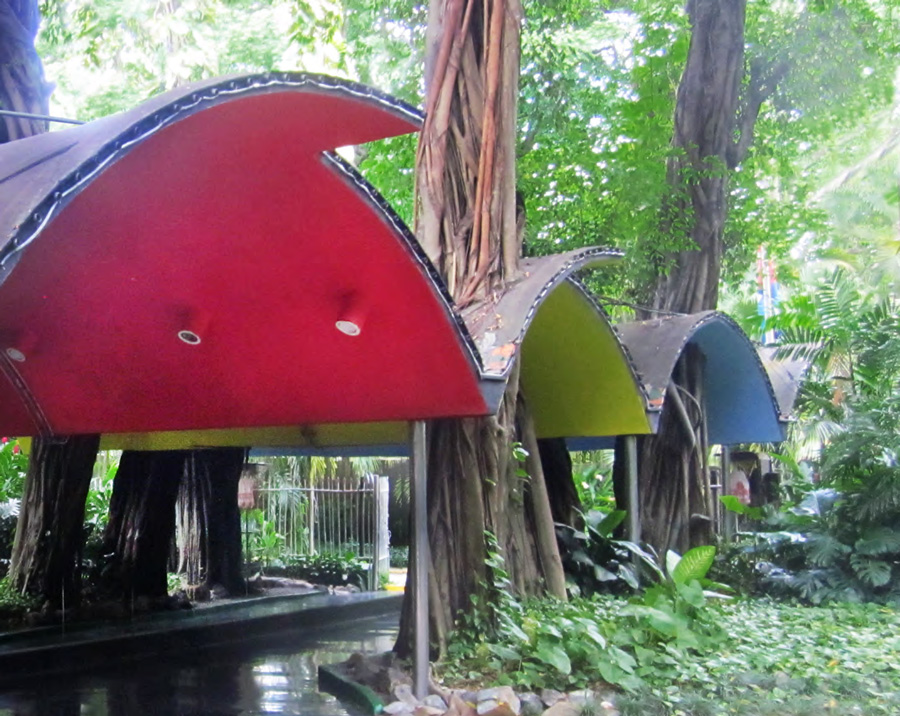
(102, 451, 185, 600)
(537, 437, 580, 528)
(630, 0, 774, 556)
(636, 347, 713, 555)
(399, 0, 572, 657)
(651, 0, 747, 314)
(191, 448, 247, 595)
(0, 0, 49, 142)
(8, 435, 99, 605)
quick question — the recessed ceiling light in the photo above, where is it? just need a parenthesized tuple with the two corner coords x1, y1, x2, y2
(335, 320, 361, 337)
(5, 348, 25, 362)
(178, 330, 202, 345)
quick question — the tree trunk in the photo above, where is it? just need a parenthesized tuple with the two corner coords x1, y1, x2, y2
(195, 448, 247, 595)
(630, 0, 776, 555)
(398, 0, 570, 657)
(175, 454, 209, 586)
(637, 347, 713, 555)
(396, 364, 567, 657)
(102, 451, 185, 601)
(0, 0, 49, 142)
(8, 435, 99, 605)
(650, 0, 747, 314)
(537, 437, 580, 528)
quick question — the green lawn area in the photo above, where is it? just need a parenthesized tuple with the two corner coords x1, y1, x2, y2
(442, 596, 900, 716)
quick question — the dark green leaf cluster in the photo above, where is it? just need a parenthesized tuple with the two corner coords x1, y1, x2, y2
(556, 509, 660, 597)
(276, 551, 369, 589)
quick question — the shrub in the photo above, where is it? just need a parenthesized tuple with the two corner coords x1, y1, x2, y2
(278, 552, 369, 589)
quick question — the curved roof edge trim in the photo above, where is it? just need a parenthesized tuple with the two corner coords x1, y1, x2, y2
(0, 72, 423, 288)
(325, 152, 484, 376)
(468, 248, 623, 383)
(614, 310, 784, 445)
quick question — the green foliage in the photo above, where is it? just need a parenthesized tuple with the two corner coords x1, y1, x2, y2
(718, 477, 900, 605)
(279, 551, 368, 589)
(0, 439, 28, 575)
(389, 545, 408, 569)
(85, 459, 118, 531)
(442, 595, 900, 715)
(0, 438, 28, 504)
(572, 458, 616, 513)
(556, 509, 661, 596)
(0, 576, 40, 621)
(245, 509, 286, 569)
(448, 538, 727, 694)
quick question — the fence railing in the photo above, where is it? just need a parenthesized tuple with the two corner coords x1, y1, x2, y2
(246, 461, 389, 586)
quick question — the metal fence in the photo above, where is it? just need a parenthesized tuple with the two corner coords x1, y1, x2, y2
(247, 459, 389, 578)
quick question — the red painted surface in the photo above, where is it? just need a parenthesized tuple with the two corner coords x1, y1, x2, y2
(0, 93, 487, 436)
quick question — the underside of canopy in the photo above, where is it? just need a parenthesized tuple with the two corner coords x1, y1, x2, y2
(615, 312, 784, 445)
(0, 73, 490, 439)
(519, 279, 650, 439)
(758, 346, 812, 423)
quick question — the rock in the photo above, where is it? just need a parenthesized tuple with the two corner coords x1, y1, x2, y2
(384, 701, 414, 715)
(518, 692, 543, 716)
(567, 689, 594, 706)
(477, 699, 500, 714)
(597, 696, 618, 715)
(540, 689, 565, 708)
(477, 686, 519, 714)
(445, 693, 478, 716)
(478, 706, 517, 716)
(541, 703, 580, 716)
(393, 683, 420, 707)
(388, 666, 412, 689)
(209, 583, 229, 599)
(423, 695, 448, 711)
(413, 707, 444, 716)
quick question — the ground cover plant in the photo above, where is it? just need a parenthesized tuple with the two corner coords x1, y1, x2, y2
(441, 595, 900, 715)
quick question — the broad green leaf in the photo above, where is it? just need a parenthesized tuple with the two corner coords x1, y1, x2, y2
(671, 545, 716, 584)
(665, 549, 681, 577)
(488, 644, 522, 662)
(534, 642, 571, 675)
(850, 555, 892, 587)
(855, 527, 900, 556)
(594, 564, 619, 582)
(719, 495, 764, 519)
(594, 509, 627, 537)
(618, 563, 640, 590)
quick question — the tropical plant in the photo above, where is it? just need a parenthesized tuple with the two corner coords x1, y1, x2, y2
(720, 477, 900, 605)
(445, 595, 900, 713)
(555, 509, 661, 597)
(246, 509, 286, 569)
(622, 545, 728, 650)
(571, 454, 616, 513)
(279, 551, 368, 589)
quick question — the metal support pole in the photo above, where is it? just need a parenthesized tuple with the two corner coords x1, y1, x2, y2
(0, 109, 84, 125)
(722, 446, 735, 541)
(410, 420, 429, 700)
(625, 435, 641, 543)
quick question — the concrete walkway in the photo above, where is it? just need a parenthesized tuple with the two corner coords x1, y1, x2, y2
(0, 590, 401, 680)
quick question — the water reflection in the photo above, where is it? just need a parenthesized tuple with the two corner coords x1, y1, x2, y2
(0, 614, 397, 716)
